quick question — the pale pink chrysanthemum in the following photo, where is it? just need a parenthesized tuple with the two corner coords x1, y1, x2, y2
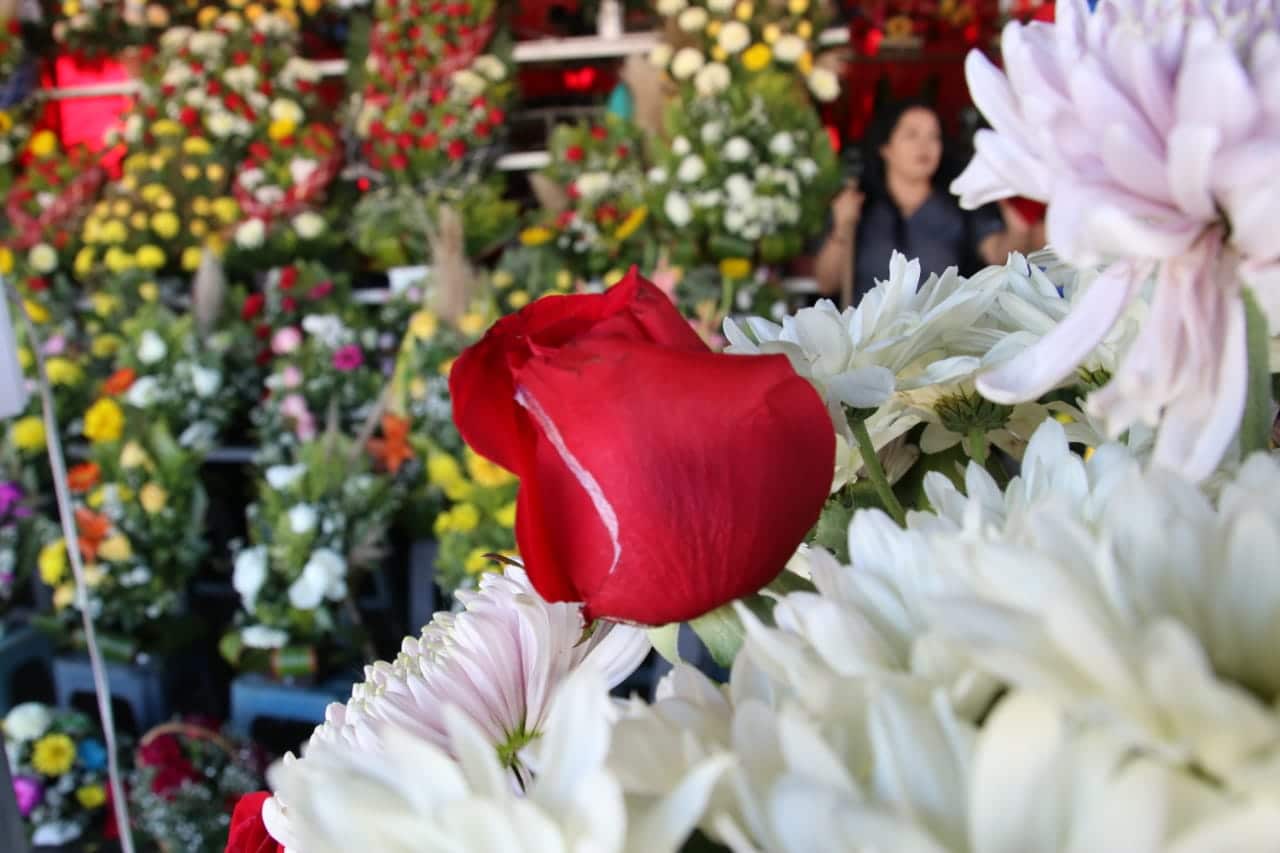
(952, 0, 1280, 479)
(262, 566, 651, 849)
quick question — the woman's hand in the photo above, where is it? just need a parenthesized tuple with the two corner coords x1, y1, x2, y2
(833, 185, 866, 233)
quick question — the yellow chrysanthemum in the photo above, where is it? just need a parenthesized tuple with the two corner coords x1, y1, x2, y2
(450, 503, 481, 533)
(181, 246, 203, 271)
(53, 583, 75, 610)
(23, 300, 49, 324)
(0, 111, 11, 134)
(507, 290, 530, 309)
(719, 257, 753, 280)
(189, 219, 209, 238)
(197, 5, 219, 25)
(98, 534, 132, 563)
(191, 197, 210, 216)
(100, 219, 128, 244)
(139, 282, 160, 303)
(613, 206, 648, 241)
(519, 226, 554, 247)
(139, 183, 166, 203)
(84, 398, 125, 444)
(268, 118, 297, 141)
(712, 45, 729, 62)
(91, 292, 119, 318)
(735, 1, 754, 20)
(153, 191, 176, 211)
(244, 2, 265, 21)
(104, 248, 135, 274)
(45, 358, 83, 386)
(152, 119, 182, 137)
(796, 20, 812, 38)
(762, 23, 781, 43)
(140, 482, 168, 514)
(110, 199, 131, 218)
(38, 540, 66, 586)
(150, 210, 180, 240)
(91, 335, 121, 358)
(10, 416, 45, 452)
(742, 43, 772, 72)
(32, 733, 76, 776)
(409, 310, 438, 341)
(29, 130, 57, 159)
(136, 245, 166, 270)
(211, 197, 239, 224)
(181, 163, 201, 182)
(120, 441, 151, 469)
(797, 50, 813, 74)
(492, 269, 514, 289)
(457, 313, 488, 337)
(76, 785, 106, 809)
(494, 502, 517, 529)
(464, 548, 491, 575)
(0, 246, 12, 274)
(120, 174, 138, 192)
(788, 0, 809, 12)
(206, 163, 226, 183)
(182, 136, 212, 156)
(465, 447, 516, 488)
(128, 211, 148, 231)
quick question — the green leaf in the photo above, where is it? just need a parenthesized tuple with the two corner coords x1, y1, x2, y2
(1240, 288, 1274, 460)
(810, 497, 857, 563)
(648, 623, 682, 666)
(218, 630, 243, 666)
(688, 605, 744, 670)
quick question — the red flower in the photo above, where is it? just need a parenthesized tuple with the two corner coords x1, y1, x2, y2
(590, 125, 608, 141)
(447, 139, 466, 160)
(475, 121, 491, 139)
(418, 132, 438, 150)
(241, 293, 266, 321)
(556, 210, 575, 228)
(278, 266, 297, 290)
(409, 111, 427, 128)
(179, 106, 201, 128)
(442, 114, 458, 129)
(488, 107, 505, 126)
(254, 324, 272, 341)
(281, 296, 298, 313)
(226, 792, 283, 853)
(430, 87, 447, 105)
(449, 270, 834, 625)
(249, 142, 271, 163)
(616, 144, 630, 159)
(566, 183, 580, 200)
(308, 280, 334, 300)
(26, 277, 48, 292)
(102, 368, 137, 396)
(565, 145, 584, 163)
(389, 152, 409, 170)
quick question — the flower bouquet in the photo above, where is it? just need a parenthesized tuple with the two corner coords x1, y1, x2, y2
(228, 122, 345, 271)
(38, 418, 207, 659)
(131, 720, 268, 853)
(3, 702, 112, 848)
(3, 130, 103, 259)
(45, 0, 144, 61)
(362, 0, 498, 97)
(80, 126, 240, 281)
(649, 0, 841, 102)
(221, 433, 404, 678)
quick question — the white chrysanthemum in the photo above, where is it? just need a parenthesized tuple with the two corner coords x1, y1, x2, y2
(670, 47, 705, 80)
(694, 62, 731, 97)
(718, 20, 751, 54)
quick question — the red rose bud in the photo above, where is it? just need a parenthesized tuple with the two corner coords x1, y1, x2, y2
(442, 114, 458, 129)
(206, 79, 221, 95)
(241, 293, 266, 320)
(161, 84, 176, 97)
(430, 87, 447, 105)
(308, 280, 334, 300)
(409, 111, 427, 128)
(281, 296, 298, 312)
(449, 270, 835, 625)
(565, 145, 584, 163)
(251, 32, 266, 45)
(566, 182, 580, 199)
(369, 120, 387, 139)
(616, 144, 630, 158)
(447, 140, 466, 160)
(179, 106, 200, 128)
(259, 80, 273, 96)
(396, 132, 413, 149)
(26, 277, 48, 292)
(279, 266, 298, 290)
(254, 324, 272, 341)
(418, 132, 438, 149)
(249, 142, 271, 162)
(475, 122, 491, 139)
(226, 792, 283, 853)
(390, 152, 409, 170)
(597, 204, 618, 225)
(557, 210, 575, 227)
(232, 51, 249, 65)
(408, 24, 422, 39)
(591, 125, 608, 140)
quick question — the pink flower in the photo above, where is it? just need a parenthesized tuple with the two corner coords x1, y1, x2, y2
(42, 335, 66, 356)
(272, 326, 303, 355)
(952, 0, 1280, 480)
(281, 365, 303, 389)
(279, 393, 315, 440)
(307, 280, 334, 300)
(332, 345, 363, 372)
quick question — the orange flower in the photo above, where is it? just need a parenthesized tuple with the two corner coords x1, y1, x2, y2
(367, 414, 414, 473)
(102, 368, 137, 396)
(67, 462, 101, 493)
(74, 507, 111, 563)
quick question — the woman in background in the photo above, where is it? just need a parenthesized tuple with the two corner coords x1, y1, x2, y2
(814, 99, 1043, 304)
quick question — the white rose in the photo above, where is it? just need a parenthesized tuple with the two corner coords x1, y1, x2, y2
(693, 61, 731, 97)
(655, 0, 686, 14)
(28, 243, 57, 274)
(184, 88, 207, 108)
(724, 136, 753, 162)
(269, 98, 303, 123)
(808, 67, 841, 102)
(740, 222, 763, 240)
(725, 173, 754, 203)
(648, 43, 673, 68)
(3, 702, 52, 742)
(265, 464, 306, 491)
(138, 329, 168, 364)
(677, 6, 707, 31)
(190, 365, 222, 398)
(576, 172, 612, 200)
(450, 69, 486, 99)
(677, 155, 707, 184)
(280, 57, 321, 87)
(671, 135, 692, 157)
(289, 157, 319, 187)
(773, 34, 806, 63)
(769, 131, 797, 158)
(287, 558, 327, 610)
(796, 157, 819, 180)
(472, 54, 507, 82)
(664, 191, 693, 227)
(207, 111, 236, 138)
(717, 20, 751, 54)
(647, 166, 669, 184)
(124, 114, 144, 143)
(306, 547, 348, 601)
(288, 504, 317, 535)
(700, 122, 724, 145)
(235, 218, 266, 249)
(670, 47, 705, 81)
(693, 190, 723, 208)
(301, 314, 346, 347)
(724, 207, 747, 234)
(293, 211, 325, 239)
(125, 377, 161, 408)
(241, 624, 289, 649)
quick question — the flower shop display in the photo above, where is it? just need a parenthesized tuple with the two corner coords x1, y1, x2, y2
(425, 444, 516, 594)
(648, 0, 842, 102)
(3, 130, 103, 260)
(131, 720, 267, 853)
(221, 433, 405, 678)
(361, 0, 498, 97)
(44, 0, 144, 61)
(4, 702, 113, 848)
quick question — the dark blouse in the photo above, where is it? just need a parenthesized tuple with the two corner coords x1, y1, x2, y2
(853, 191, 1005, 303)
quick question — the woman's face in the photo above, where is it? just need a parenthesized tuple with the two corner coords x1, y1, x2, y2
(880, 107, 943, 183)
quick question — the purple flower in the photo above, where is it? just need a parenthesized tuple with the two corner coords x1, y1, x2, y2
(13, 775, 42, 817)
(0, 481, 28, 524)
(332, 345, 364, 372)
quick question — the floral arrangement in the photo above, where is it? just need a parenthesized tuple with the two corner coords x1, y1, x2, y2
(131, 720, 267, 853)
(0, 104, 31, 201)
(362, 0, 498, 97)
(385, 305, 478, 457)
(3, 702, 112, 848)
(0, 15, 23, 82)
(39, 419, 208, 657)
(229, 122, 344, 268)
(487, 244, 577, 314)
(425, 444, 516, 594)
(222, 434, 404, 677)
(351, 178, 518, 268)
(79, 124, 239, 280)
(46, 0, 144, 60)
(0, 475, 33, 607)
(649, 0, 841, 102)
(3, 130, 103, 260)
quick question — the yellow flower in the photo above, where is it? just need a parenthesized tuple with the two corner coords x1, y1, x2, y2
(433, 512, 452, 536)
(409, 310, 438, 341)
(191, 197, 210, 217)
(450, 503, 480, 533)
(74, 247, 95, 277)
(183, 136, 212, 156)
(76, 785, 106, 809)
(140, 482, 168, 514)
(603, 269, 625, 287)
(494, 502, 517, 529)
(796, 20, 813, 38)
(86, 487, 105, 510)
(84, 564, 105, 588)
(466, 447, 516, 488)
(139, 282, 160, 303)
(104, 248, 135, 274)
(148, 154, 168, 171)
(206, 163, 226, 183)
(464, 548, 491, 575)
(98, 534, 132, 563)
(763, 23, 781, 43)
(29, 130, 57, 159)
(152, 119, 182, 137)
(735, 1, 754, 19)
(555, 270, 573, 291)
(10, 416, 45, 451)
(797, 50, 813, 74)
(120, 441, 150, 469)
(742, 43, 772, 71)
(53, 583, 75, 610)
(427, 452, 465, 485)
(300, 0, 323, 14)
(268, 118, 297, 141)
(139, 183, 165, 203)
(197, 5, 219, 25)
(1053, 412, 1076, 425)
(492, 269, 514, 289)
(45, 358, 82, 386)
(409, 377, 428, 400)
(0, 246, 12, 274)
(91, 292, 119, 317)
(135, 245, 166, 270)
(244, 2, 265, 21)
(212, 197, 239, 224)
(32, 733, 76, 776)
(154, 191, 176, 211)
(100, 219, 128, 244)
(712, 45, 728, 62)
(181, 163, 201, 182)
(84, 398, 125, 444)
(91, 335, 121, 358)
(0, 111, 11, 134)
(719, 257, 753, 280)
(613, 206, 648, 241)
(438, 357, 456, 378)
(706, 20, 722, 37)
(150, 210, 180, 240)
(17, 347, 31, 370)
(181, 246, 203, 271)
(457, 313, 488, 337)
(519, 226, 554, 247)
(507, 290, 530, 309)
(120, 175, 138, 192)
(23, 299, 49, 324)
(111, 199, 131, 218)
(38, 540, 66, 586)
(189, 218, 209, 238)
(788, 0, 809, 12)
